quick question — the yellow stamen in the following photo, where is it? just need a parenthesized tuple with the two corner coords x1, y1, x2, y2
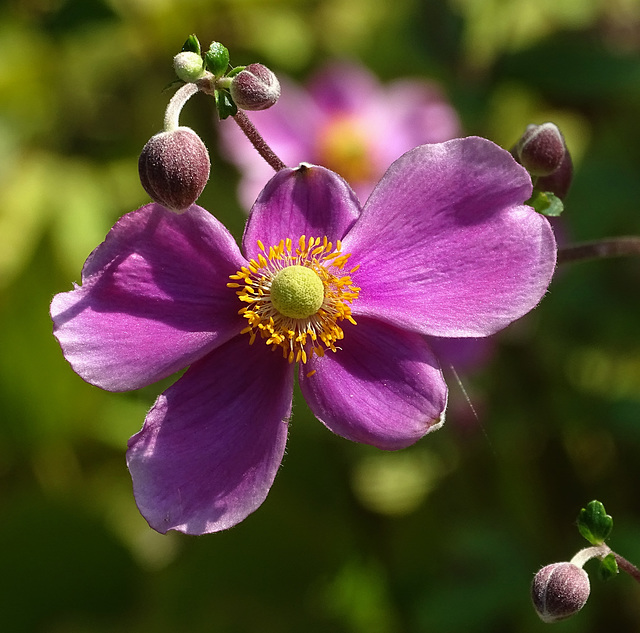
(231, 236, 361, 364)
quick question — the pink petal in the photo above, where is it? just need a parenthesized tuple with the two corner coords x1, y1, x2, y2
(299, 317, 447, 450)
(342, 137, 557, 337)
(51, 204, 246, 391)
(127, 335, 294, 535)
(242, 165, 361, 260)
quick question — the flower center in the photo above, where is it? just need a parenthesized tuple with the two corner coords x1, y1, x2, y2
(228, 236, 360, 364)
(270, 265, 325, 319)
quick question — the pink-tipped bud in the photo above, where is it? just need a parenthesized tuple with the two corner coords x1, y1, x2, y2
(531, 562, 590, 623)
(516, 123, 566, 177)
(230, 63, 281, 111)
(138, 127, 210, 213)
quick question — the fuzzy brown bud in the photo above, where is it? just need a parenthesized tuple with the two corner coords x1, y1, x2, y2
(230, 63, 281, 111)
(138, 127, 210, 213)
(531, 562, 590, 623)
(536, 149, 573, 200)
(516, 123, 566, 177)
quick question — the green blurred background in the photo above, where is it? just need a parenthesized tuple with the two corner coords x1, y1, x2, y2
(2, 0, 640, 631)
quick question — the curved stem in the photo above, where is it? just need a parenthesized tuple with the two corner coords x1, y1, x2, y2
(232, 110, 286, 172)
(569, 544, 640, 584)
(570, 544, 609, 568)
(558, 236, 640, 265)
(163, 82, 200, 131)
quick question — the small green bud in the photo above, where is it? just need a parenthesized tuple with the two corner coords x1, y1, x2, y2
(138, 127, 210, 213)
(204, 42, 230, 79)
(531, 562, 590, 623)
(230, 63, 281, 111)
(173, 51, 205, 83)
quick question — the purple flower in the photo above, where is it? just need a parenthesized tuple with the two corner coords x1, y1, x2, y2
(51, 137, 556, 535)
(220, 62, 461, 208)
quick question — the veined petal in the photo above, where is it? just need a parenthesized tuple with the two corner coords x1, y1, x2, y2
(342, 137, 557, 337)
(299, 317, 447, 450)
(127, 335, 294, 535)
(242, 165, 360, 260)
(51, 204, 246, 392)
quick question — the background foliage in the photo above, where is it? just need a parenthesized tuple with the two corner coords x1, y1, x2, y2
(1, 0, 640, 631)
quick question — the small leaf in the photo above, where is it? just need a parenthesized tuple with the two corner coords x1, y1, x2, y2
(215, 90, 238, 120)
(226, 66, 246, 78)
(182, 34, 201, 56)
(597, 553, 619, 581)
(526, 190, 564, 216)
(577, 500, 613, 545)
(205, 41, 230, 79)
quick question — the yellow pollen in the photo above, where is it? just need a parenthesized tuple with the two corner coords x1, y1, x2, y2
(229, 236, 361, 364)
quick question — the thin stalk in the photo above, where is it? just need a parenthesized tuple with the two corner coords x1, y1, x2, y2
(558, 236, 640, 265)
(232, 110, 286, 172)
(613, 552, 640, 584)
(163, 82, 200, 131)
(570, 544, 640, 584)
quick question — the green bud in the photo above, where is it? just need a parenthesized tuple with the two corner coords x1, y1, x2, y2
(204, 42, 230, 79)
(173, 51, 205, 83)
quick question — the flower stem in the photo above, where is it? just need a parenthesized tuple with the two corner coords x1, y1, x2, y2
(232, 110, 286, 172)
(570, 544, 609, 568)
(570, 544, 640, 584)
(613, 552, 640, 584)
(558, 236, 640, 265)
(164, 82, 200, 132)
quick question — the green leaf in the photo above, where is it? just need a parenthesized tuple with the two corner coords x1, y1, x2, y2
(526, 190, 564, 216)
(205, 42, 230, 79)
(181, 34, 201, 56)
(226, 66, 246, 78)
(215, 90, 237, 120)
(598, 553, 619, 581)
(577, 500, 613, 545)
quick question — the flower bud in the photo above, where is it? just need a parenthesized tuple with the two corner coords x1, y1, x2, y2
(173, 51, 206, 83)
(516, 123, 566, 177)
(138, 127, 210, 213)
(230, 63, 281, 111)
(536, 149, 573, 200)
(531, 562, 590, 623)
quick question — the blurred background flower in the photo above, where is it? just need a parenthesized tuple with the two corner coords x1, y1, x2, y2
(2, 0, 640, 631)
(219, 62, 461, 206)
